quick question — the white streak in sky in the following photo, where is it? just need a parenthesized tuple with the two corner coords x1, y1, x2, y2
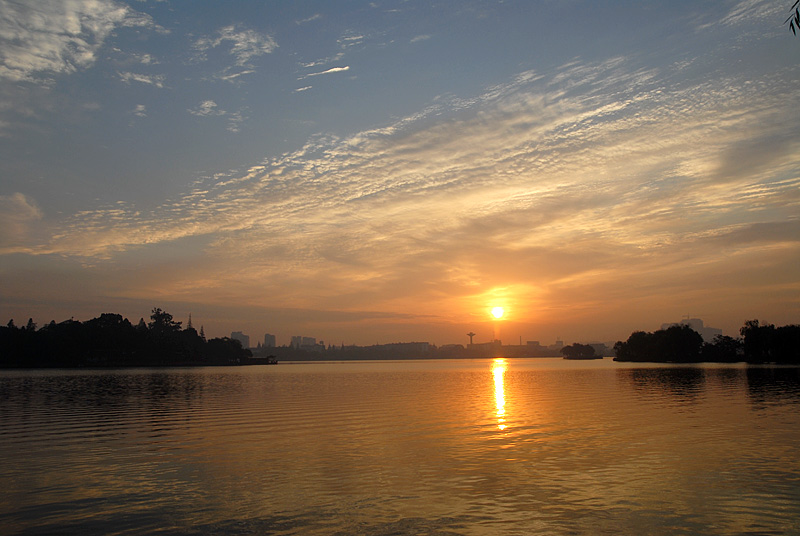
(302, 66, 350, 79)
(118, 72, 165, 88)
(296, 14, 322, 25)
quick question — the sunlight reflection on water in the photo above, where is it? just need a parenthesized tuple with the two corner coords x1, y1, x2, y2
(1, 360, 800, 535)
(492, 358, 507, 430)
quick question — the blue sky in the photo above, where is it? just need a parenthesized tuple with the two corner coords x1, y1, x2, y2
(1, 0, 798, 346)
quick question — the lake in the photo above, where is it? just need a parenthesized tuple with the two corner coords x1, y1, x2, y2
(2, 358, 799, 535)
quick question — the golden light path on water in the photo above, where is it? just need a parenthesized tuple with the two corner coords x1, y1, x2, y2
(493, 358, 507, 431)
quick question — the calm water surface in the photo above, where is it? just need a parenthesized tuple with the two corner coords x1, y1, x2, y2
(2, 358, 799, 535)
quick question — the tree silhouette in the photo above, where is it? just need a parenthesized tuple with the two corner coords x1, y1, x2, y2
(0, 308, 259, 368)
(787, 1, 800, 35)
(614, 325, 703, 362)
(561, 343, 598, 359)
(148, 308, 182, 334)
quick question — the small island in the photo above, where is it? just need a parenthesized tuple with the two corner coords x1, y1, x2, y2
(560, 343, 602, 360)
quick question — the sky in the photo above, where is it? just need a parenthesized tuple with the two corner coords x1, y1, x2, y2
(1, 0, 799, 347)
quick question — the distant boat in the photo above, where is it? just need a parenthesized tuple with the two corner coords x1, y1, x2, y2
(266, 356, 278, 365)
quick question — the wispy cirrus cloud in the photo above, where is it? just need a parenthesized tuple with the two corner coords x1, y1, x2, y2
(118, 71, 165, 88)
(338, 32, 365, 49)
(296, 13, 322, 25)
(301, 53, 345, 69)
(194, 24, 277, 67)
(188, 100, 246, 132)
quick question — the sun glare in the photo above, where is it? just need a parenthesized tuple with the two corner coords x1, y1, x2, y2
(491, 307, 505, 319)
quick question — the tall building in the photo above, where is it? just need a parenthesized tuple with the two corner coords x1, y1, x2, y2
(263, 333, 276, 347)
(231, 331, 250, 349)
(291, 336, 316, 348)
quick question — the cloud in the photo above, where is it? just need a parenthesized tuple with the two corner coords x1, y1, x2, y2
(226, 111, 244, 133)
(219, 70, 255, 82)
(301, 53, 345, 69)
(132, 104, 146, 117)
(338, 33, 365, 49)
(194, 25, 278, 67)
(410, 34, 430, 43)
(716, 0, 780, 27)
(22, 56, 800, 331)
(189, 100, 225, 117)
(118, 71, 165, 88)
(0, 193, 43, 251)
(295, 86, 313, 93)
(296, 14, 322, 25)
(0, 0, 161, 83)
(301, 66, 350, 79)
(188, 100, 246, 132)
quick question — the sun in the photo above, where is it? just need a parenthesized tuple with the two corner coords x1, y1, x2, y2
(491, 307, 505, 319)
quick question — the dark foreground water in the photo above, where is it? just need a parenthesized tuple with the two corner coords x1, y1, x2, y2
(1, 358, 799, 535)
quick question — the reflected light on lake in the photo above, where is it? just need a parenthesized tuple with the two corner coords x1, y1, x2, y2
(493, 358, 507, 430)
(2, 362, 800, 535)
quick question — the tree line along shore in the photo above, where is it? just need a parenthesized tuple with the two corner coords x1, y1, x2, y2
(1, 309, 798, 368)
(0, 309, 251, 368)
(611, 320, 799, 364)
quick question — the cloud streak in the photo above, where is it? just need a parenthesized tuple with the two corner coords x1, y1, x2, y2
(301, 66, 351, 79)
(118, 71, 165, 88)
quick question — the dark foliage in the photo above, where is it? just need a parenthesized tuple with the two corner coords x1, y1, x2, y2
(615, 320, 798, 364)
(561, 343, 599, 359)
(700, 335, 743, 363)
(740, 320, 800, 364)
(786, 0, 800, 35)
(0, 308, 251, 368)
(614, 325, 705, 363)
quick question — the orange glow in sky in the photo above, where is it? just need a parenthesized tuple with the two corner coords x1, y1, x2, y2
(0, 2, 797, 347)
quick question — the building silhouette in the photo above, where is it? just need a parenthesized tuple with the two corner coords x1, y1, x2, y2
(263, 333, 276, 347)
(661, 318, 722, 343)
(231, 331, 250, 349)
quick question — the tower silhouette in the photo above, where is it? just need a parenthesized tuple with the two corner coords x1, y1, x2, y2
(467, 332, 476, 345)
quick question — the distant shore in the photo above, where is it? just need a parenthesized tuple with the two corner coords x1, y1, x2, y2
(2, 311, 798, 368)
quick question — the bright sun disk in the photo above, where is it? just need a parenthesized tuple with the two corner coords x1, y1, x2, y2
(491, 307, 505, 319)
